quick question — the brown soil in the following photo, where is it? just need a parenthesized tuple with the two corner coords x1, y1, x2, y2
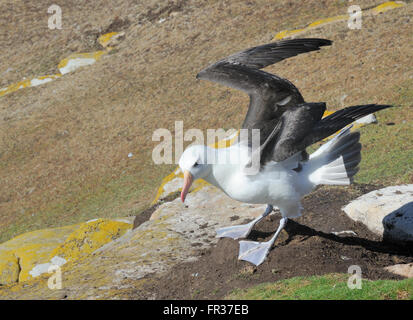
(134, 184, 413, 299)
(132, 191, 180, 229)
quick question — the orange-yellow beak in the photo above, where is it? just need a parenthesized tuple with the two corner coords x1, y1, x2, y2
(181, 170, 193, 202)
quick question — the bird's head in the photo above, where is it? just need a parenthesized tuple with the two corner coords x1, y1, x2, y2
(178, 145, 211, 202)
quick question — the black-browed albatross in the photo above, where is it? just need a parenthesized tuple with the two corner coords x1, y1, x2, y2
(178, 38, 392, 266)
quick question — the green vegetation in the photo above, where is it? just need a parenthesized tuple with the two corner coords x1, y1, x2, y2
(356, 82, 413, 185)
(226, 274, 413, 300)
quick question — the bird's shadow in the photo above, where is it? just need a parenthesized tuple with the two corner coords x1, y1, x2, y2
(248, 219, 413, 257)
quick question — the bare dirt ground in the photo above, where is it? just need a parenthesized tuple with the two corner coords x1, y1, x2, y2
(134, 184, 413, 299)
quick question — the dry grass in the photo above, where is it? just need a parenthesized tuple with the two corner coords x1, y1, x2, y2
(0, 0, 412, 242)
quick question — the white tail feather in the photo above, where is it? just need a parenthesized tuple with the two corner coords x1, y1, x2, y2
(303, 126, 362, 189)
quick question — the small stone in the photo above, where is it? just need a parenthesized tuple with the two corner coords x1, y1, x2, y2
(384, 263, 413, 278)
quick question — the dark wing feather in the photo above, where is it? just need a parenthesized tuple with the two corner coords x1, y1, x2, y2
(196, 38, 333, 158)
(260, 103, 326, 163)
(197, 63, 305, 147)
(304, 104, 393, 146)
(213, 38, 332, 70)
(265, 104, 393, 164)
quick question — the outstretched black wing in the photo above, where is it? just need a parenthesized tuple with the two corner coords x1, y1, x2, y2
(196, 38, 333, 155)
(303, 104, 393, 147)
(261, 104, 393, 163)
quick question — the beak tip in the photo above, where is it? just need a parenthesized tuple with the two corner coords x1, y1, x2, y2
(181, 170, 193, 204)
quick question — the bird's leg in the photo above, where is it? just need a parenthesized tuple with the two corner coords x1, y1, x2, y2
(238, 217, 288, 266)
(215, 205, 273, 240)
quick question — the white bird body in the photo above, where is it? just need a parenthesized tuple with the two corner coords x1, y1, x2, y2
(183, 126, 356, 220)
(177, 38, 392, 266)
(202, 145, 302, 216)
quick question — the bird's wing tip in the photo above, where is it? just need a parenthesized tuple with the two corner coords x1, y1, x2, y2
(315, 38, 333, 47)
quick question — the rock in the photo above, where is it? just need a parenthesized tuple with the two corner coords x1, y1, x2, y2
(98, 32, 125, 48)
(384, 263, 413, 278)
(48, 219, 132, 263)
(58, 51, 107, 75)
(382, 202, 413, 242)
(0, 186, 265, 299)
(0, 218, 132, 285)
(28, 255, 67, 278)
(0, 224, 80, 285)
(342, 185, 413, 241)
(90, 186, 266, 288)
(0, 254, 19, 285)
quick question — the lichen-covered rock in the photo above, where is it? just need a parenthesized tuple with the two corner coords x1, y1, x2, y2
(50, 219, 132, 262)
(273, 1, 406, 40)
(0, 224, 80, 285)
(0, 252, 20, 285)
(0, 186, 265, 299)
(58, 51, 107, 75)
(98, 32, 125, 48)
(96, 185, 266, 281)
(343, 185, 413, 241)
(0, 218, 132, 286)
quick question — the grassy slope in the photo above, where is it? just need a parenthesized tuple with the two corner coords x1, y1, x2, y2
(356, 83, 413, 185)
(0, 0, 412, 244)
(227, 274, 413, 300)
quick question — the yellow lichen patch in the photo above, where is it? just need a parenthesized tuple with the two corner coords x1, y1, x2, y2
(0, 251, 20, 285)
(371, 1, 405, 14)
(0, 79, 31, 97)
(273, 29, 306, 41)
(273, 15, 348, 41)
(0, 31, 124, 98)
(57, 51, 107, 75)
(49, 219, 131, 262)
(191, 179, 211, 193)
(30, 74, 61, 87)
(98, 32, 119, 48)
(14, 244, 54, 282)
(152, 169, 182, 205)
(273, 1, 406, 40)
(308, 15, 348, 28)
(0, 75, 61, 98)
(0, 224, 80, 285)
